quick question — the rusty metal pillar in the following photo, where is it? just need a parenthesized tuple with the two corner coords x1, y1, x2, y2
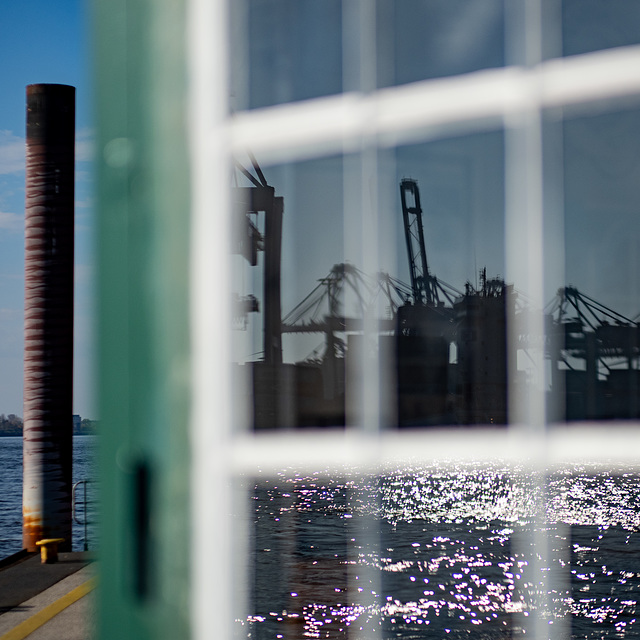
(23, 84, 75, 552)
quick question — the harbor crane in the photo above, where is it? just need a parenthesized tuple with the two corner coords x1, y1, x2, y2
(232, 152, 283, 364)
(399, 178, 458, 308)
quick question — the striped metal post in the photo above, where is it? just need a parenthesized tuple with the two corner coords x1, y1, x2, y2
(22, 84, 75, 552)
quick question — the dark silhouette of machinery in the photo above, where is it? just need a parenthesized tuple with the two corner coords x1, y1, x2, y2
(546, 287, 640, 420)
(232, 153, 283, 365)
(400, 179, 459, 308)
(277, 263, 407, 427)
(232, 156, 287, 428)
(396, 180, 514, 426)
(233, 164, 639, 428)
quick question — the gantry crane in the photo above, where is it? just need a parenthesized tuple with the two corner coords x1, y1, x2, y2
(545, 286, 640, 419)
(232, 153, 283, 365)
(400, 178, 440, 306)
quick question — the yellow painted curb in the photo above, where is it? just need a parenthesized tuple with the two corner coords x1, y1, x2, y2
(0, 576, 97, 640)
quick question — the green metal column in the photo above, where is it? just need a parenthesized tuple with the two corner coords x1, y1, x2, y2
(94, 0, 190, 638)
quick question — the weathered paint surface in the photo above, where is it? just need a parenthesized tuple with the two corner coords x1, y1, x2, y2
(22, 84, 75, 552)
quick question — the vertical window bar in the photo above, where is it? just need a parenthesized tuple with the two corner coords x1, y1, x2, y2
(188, 1, 234, 640)
(505, 2, 565, 638)
(349, 4, 386, 635)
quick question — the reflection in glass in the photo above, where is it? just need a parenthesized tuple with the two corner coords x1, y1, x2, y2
(376, 0, 504, 88)
(231, 132, 521, 430)
(549, 108, 640, 421)
(232, 104, 640, 429)
(562, 0, 640, 58)
(231, 0, 343, 110)
(242, 465, 640, 639)
(230, 0, 508, 110)
(385, 133, 512, 427)
(232, 156, 347, 429)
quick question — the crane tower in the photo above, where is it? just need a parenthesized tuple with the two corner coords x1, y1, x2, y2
(399, 179, 439, 306)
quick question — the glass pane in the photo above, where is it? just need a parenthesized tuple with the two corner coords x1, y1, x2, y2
(231, 0, 343, 110)
(549, 107, 640, 422)
(563, 0, 640, 58)
(548, 466, 640, 637)
(231, 155, 348, 429)
(241, 464, 640, 639)
(242, 466, 524, 639)
(231, 132, 519, 431)
(379, 131, 515, 428)
(377, 0, 505, 89)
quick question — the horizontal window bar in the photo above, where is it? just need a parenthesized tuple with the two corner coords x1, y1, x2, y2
(226, 426, 640, 474)
(226, 45, 640, 162)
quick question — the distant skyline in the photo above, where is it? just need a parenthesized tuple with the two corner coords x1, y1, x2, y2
(0, 0, 94, 417)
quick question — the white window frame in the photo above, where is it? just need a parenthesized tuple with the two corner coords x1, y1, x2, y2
(187, 1, 640, 638)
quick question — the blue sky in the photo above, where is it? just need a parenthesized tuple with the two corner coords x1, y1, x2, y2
(0, 0, 94, 417)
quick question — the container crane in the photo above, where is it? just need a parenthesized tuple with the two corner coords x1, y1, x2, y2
(232, 153, 283, 364)
(400, 178, 440, 306)
(545, 286, 640, 419)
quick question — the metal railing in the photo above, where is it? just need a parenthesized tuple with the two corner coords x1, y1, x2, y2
(72, 479, 92, 551)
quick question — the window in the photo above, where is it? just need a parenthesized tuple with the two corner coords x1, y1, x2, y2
(96, 1, 640, 639)
(187, 2, 640, 639)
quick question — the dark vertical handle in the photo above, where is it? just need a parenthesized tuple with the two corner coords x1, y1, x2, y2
(133, 460, 152, 600)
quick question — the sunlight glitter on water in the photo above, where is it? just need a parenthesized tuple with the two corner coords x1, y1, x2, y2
(241, 464, 640, 639)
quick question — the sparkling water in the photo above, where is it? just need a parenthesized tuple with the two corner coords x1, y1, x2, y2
(245, 464, 640, 639)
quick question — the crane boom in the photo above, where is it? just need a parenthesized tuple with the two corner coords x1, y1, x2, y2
(400, 179, 438, 305)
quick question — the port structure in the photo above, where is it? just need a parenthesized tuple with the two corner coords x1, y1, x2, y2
(400, 178, 432, 306)
(232, 153, 283, 365)
(233, 165, 639, 427)
(399, 179, 460, 311)
(401, 178, 444, 307)
(546, 286, 640, 420)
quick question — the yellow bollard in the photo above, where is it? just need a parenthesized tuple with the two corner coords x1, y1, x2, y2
(35, 538, 66, 564)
